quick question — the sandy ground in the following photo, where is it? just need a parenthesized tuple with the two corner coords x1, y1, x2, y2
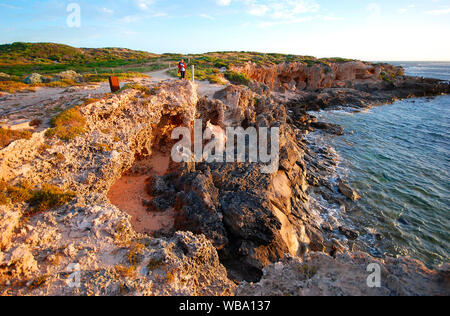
(107, 151, 174, 234)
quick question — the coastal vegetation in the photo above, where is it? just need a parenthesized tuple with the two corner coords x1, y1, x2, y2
(224, 71, 251, 86)
(0, 127, 33, 149)
(0, 42, 361, 90)
(45, 106, 87, 141)
(0, 180, 75, 215)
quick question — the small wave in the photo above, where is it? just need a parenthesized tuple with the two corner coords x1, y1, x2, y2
(311, 94, 450, 266)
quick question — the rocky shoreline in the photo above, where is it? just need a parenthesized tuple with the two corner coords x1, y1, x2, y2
(0, 61, 449, 295)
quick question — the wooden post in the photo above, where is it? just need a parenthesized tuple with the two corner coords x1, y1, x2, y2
(191, 65, 195, 83)
(109, 76, 120, 93)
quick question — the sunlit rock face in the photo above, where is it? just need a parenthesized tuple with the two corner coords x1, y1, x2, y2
(231, 61, 404, 92)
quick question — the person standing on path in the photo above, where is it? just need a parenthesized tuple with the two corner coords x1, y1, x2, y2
(178, 59, 187, 80)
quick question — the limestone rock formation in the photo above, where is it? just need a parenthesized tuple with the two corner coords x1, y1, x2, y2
(53, 70, 84, 83)
(0, 73, 10, 81)
(237, 252, 450, 296)
(231, 61, 408, 93)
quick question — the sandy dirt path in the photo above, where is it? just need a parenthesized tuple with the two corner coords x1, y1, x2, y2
(144, 68, 227, 98)
(0, 68, 227, 130)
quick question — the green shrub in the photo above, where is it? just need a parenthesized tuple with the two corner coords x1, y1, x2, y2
(0, 181, 75, 214)
(27, 183, 76, 214)
(224, 71, 251, 86)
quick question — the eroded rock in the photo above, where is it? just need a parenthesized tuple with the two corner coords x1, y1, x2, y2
(237, 252, 450, 296)
(338, 179, 361, 201)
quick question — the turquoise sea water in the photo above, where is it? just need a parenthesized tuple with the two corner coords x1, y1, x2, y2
(310, 63, 449, 265)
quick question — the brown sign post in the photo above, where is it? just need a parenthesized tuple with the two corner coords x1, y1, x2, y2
(109, 76, 120, 92)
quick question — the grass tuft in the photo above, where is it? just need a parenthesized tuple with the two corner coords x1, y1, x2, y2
(28, 275, 48, 290)
(115, 265, 136, 278)
(0, 180, 75, 214)
(27, 183, 76, 215)
(0, 127, 33, 149)
(127, 243, 146, 266)
(45, 106, 86, 141)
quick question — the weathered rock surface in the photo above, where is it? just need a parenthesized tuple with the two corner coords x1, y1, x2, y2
(154, 85, 332, 282)
(237, 252, 450, 296)
(52, 70, 84, 83)
(231, 61, 404, 92)
(338, 179, 361, 201)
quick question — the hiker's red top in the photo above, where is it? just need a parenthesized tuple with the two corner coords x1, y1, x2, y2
(178, 61, 187, 72)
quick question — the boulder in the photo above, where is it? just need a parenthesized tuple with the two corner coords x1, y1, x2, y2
(311, 122, 345, 135)
(339, 226, 359, 240)
(24, 73, 42, 84)
(0, 72, 11, 81)
(54, 70, 83, 82)
(338, 179, 361, 201)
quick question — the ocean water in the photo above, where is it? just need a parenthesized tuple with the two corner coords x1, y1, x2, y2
(391, 61, 450, 81)
(309, 62, 450, 266)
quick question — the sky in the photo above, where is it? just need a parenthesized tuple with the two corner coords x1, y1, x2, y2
(1, 0, 450, 61)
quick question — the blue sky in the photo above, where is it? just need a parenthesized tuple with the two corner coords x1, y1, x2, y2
(1, 0, 450, 61)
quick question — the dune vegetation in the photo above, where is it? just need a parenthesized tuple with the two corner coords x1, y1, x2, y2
(0, 42, 361, 91)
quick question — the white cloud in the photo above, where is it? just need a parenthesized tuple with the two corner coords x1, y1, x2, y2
(120, 12, 166, 24)
(249, 4, 269, 16)
(320, 15, 343, 21)
(200, 14, 215, 20)
(136, 0, 155, 11)
(426, 8, 450, 15)
(244, 0, 319, 21)
(397, 4, 415, 15)
(366, 3, 381, 23)
(0, 3, 20, 9)
(259, 16, 313, 28)
(216, 0, 232, 6)
(101, 8, 114, 14)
